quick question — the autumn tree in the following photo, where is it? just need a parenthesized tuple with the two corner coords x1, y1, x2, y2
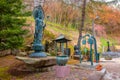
(98, 6, 120, 35)
(43, 0, 80, 27)
(77, 0, 87, 50)
(86, 1, 120, 36)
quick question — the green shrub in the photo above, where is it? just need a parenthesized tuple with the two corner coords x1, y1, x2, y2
(0, 0, 29, 50)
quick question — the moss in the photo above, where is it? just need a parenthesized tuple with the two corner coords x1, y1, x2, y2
(68, 45, 74, 56)
(0, 67, 12, 80)
(67, 59, 79, 64)
(44, 29, 55, 39)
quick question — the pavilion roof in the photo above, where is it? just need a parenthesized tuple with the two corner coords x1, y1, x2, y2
(54, 34, 71, 43)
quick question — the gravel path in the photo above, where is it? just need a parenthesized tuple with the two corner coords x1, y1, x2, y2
(2, 55, 118, 80)
(22, 67, 93, 80)
(101, 58, 120, 80)
(0, 55, 95, 80)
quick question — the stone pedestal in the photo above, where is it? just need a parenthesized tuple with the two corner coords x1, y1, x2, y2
(16, 56, 56, 68)
(73, 55, 80, 60)
(54, 66, 70, 78)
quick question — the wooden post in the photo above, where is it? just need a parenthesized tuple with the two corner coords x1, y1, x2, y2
(66, 42, 68, 48)
(60, 42, 61, 52)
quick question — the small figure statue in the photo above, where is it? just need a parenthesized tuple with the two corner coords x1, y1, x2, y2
(74, 45, 79, 55)
(107, 41, 111, 52)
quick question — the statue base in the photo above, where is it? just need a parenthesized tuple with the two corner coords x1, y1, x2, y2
(32, 43, 44, 51)
(29, 52, 47, 58)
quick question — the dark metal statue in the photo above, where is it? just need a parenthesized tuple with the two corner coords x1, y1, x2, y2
(29, 5, 47, 57)
(107, 41, 111, 52)
(74, 45, 80, 55)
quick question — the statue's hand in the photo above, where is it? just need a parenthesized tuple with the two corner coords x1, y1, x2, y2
(43, 23, 46, 28)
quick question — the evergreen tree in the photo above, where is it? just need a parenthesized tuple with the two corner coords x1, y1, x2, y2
(0, 0, 28, 50)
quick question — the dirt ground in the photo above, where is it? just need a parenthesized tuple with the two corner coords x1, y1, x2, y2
(2, 55, 120, 80)
(0, 55, 94, 80)
(0, 55, 23, 68)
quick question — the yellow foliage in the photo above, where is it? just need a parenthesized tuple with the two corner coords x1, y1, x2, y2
(0, 67, 11, 80)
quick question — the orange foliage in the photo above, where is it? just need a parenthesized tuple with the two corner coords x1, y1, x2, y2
(88, 4, 120, 35)
(43, 1, 80, 27)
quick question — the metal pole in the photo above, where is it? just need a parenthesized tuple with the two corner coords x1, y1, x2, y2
(90, 44, 93, 66)
(92, 19, 95, 37)
(92, 16, 99, 37)
(91, 36, 98, 63)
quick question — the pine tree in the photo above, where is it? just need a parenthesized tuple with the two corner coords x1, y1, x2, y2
(0, 0, 28, 50)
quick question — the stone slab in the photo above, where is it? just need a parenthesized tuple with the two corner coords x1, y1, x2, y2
(75, 62, 99, 70)
(71, 62, 106, 80)
(16, 56, 56, 68)
(102, 52, 120, 58)
(88, 68, 106, 80)
(73, 55, 83, 60)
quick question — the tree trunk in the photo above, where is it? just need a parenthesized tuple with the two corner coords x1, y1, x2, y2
(77, 0, 86, 49)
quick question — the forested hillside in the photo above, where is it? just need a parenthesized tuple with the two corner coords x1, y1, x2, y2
(23, 0, 120, 52)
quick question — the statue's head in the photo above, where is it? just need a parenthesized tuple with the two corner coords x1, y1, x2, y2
(33, 5, 44, 20)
